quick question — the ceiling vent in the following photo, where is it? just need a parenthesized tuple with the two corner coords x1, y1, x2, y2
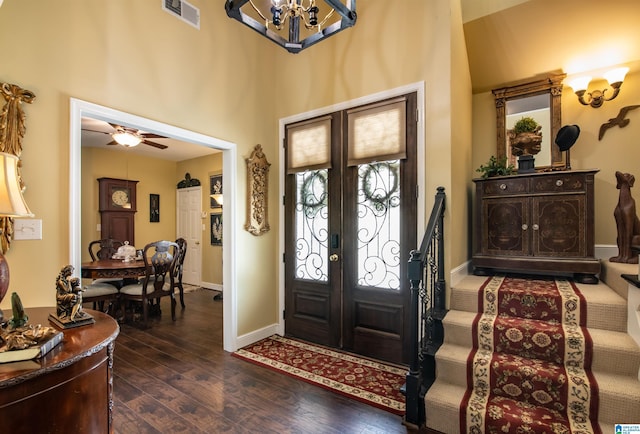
(163, 0, 200, 29)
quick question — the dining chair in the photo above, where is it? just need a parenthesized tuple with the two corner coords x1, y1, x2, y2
(83, 281, 120, 315)
(88, 238, 125, 289)
(89, 238, 124, 261)
(174, 238, 187, 309)
(119, 240, 179, 326)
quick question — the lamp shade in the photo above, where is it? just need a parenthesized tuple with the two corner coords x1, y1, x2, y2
(0, 152, 34, 217)
(112, 131, 142, 147)
(567, 76, 591, 92)
(603, 67, 629, 85)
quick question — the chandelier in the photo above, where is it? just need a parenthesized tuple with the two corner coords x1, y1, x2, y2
(225, 0, 357, 54)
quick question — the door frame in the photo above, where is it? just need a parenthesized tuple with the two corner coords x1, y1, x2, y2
(277, 82, 426, 336)
(69, 98, 239, 352)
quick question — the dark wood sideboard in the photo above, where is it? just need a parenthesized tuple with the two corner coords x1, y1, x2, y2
(0, 308, 119, 433)
(472, 169, 601, 283)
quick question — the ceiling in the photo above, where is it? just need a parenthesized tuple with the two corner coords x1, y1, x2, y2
(81, 117, 219, 162)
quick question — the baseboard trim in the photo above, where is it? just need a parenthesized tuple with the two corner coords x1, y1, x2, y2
(235, 324, 280, 349)
(200, 281, 223, 291)
(595, 244, 617, 261)
(451, 261, 470, 287)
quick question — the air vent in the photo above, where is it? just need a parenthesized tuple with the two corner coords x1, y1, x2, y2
(163, 0, 200, 29)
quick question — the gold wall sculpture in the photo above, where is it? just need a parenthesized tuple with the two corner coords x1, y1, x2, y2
(0, 82, 36, 253)
(245, 144, 270, 236)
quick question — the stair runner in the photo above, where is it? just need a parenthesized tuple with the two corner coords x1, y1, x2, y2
(424, 262, 640, 433)
(460, 275, 599, 433)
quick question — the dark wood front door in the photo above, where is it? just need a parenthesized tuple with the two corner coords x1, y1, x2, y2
(284, 93, 417, 365)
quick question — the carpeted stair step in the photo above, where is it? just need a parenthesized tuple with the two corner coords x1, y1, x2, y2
(593, 370, 640, 426)
(424, 381, 465, 433)
(600, 259, 636, 300)
(424, 379, 614, 434)
(451, 275, 628, 333)
(437, 343, 587, 408)
(589, 328, 640, 377)
(441, 309, 639, 376)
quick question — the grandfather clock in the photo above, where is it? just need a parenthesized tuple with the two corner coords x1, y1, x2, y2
(98, 177, 138, 245)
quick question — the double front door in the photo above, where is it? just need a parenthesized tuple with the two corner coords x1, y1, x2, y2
(284, 93, 417, 365)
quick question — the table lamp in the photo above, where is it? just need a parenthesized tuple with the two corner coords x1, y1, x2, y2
(0, 152, 34, 323)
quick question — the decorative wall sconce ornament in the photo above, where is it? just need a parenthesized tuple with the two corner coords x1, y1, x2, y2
(176, 172, 201, 188)
(0, 82, 36, 255)
(567, 67, 629, 108)
(224, 0, 356, 54)
(245, 144, 271, 236)
(598, 105, 640, 141)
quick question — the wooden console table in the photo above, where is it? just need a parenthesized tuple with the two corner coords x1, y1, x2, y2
(0, 307, 119, 433)
(472, 169, 601, 283)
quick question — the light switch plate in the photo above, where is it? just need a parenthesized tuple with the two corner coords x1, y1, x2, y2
(13, 219, 43, 240)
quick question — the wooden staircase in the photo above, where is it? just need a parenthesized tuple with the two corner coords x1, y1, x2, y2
(424, 261, 640, 433)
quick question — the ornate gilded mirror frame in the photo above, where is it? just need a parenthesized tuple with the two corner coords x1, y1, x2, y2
(0, 82, 36, 253)
(245, 144, 271, 236)
(493, 73, 567, 171)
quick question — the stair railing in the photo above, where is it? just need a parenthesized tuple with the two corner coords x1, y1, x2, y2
(404, 186, 447, 427)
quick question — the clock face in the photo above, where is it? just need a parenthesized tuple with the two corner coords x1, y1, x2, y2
(111, 189, 130, 207)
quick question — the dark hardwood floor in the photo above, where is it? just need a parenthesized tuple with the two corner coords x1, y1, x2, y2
(112, 288, 426, 433)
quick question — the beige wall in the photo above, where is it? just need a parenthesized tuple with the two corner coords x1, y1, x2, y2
(0, 1, 470, 338)
(81, 148, 178, 262)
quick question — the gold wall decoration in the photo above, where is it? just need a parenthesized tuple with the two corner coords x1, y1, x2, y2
(0, 82, 36, 253)
(245, 144, 271, 236)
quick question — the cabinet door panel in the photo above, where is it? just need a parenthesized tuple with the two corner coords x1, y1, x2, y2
(533, 196, 585, 257)
(483, 197, 528, 256)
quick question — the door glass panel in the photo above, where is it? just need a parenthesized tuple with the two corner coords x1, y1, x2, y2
(295, 170, 329, 282)
(357, 160, 400, 290)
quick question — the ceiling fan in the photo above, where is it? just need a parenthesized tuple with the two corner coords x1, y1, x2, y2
(82, 122, 169, 150)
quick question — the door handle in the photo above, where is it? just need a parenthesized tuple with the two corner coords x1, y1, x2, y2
(329, 254, 339, 262)
(195, 241, 200, 245)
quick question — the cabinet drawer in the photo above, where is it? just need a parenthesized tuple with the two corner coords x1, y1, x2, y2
(480, 178, 528, 196)
(531, 173, 587, 194)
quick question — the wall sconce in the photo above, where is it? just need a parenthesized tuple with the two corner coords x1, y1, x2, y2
(567, 67, 629, 108)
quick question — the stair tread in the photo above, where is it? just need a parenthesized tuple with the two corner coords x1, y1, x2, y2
(425, 380, 616, 433)
(441, 309, 640, 376)
(451, 274, 627, 332)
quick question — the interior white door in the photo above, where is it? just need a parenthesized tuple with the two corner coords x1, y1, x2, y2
(176, 187, 202, 285)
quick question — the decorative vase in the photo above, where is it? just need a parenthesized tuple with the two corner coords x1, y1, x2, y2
(509, 130, 543, 174)
(510, 131, 543, 157)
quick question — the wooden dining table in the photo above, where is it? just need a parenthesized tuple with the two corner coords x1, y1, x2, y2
(81, 258, 146, 280)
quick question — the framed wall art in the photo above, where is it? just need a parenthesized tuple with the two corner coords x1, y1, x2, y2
(210, 173, 223, 208)
(210, 212, 222, 246)
(149, 194, 160, 222)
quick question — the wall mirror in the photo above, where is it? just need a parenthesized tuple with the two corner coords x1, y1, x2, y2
(493, 73, 567, 171)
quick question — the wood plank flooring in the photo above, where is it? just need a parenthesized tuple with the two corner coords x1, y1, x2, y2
(112, 289, 426, 433)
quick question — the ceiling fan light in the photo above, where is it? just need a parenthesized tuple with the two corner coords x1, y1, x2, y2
(112, 131, 142, 147)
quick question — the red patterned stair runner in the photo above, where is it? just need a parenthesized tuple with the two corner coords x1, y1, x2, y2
(460, 275, 601, 433)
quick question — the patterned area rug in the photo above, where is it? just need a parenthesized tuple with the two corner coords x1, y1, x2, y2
(460, 275, 601, 433)
(232, 335, 406, 415)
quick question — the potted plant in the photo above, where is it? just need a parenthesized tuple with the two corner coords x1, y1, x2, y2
(476, 155, 516, 178)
